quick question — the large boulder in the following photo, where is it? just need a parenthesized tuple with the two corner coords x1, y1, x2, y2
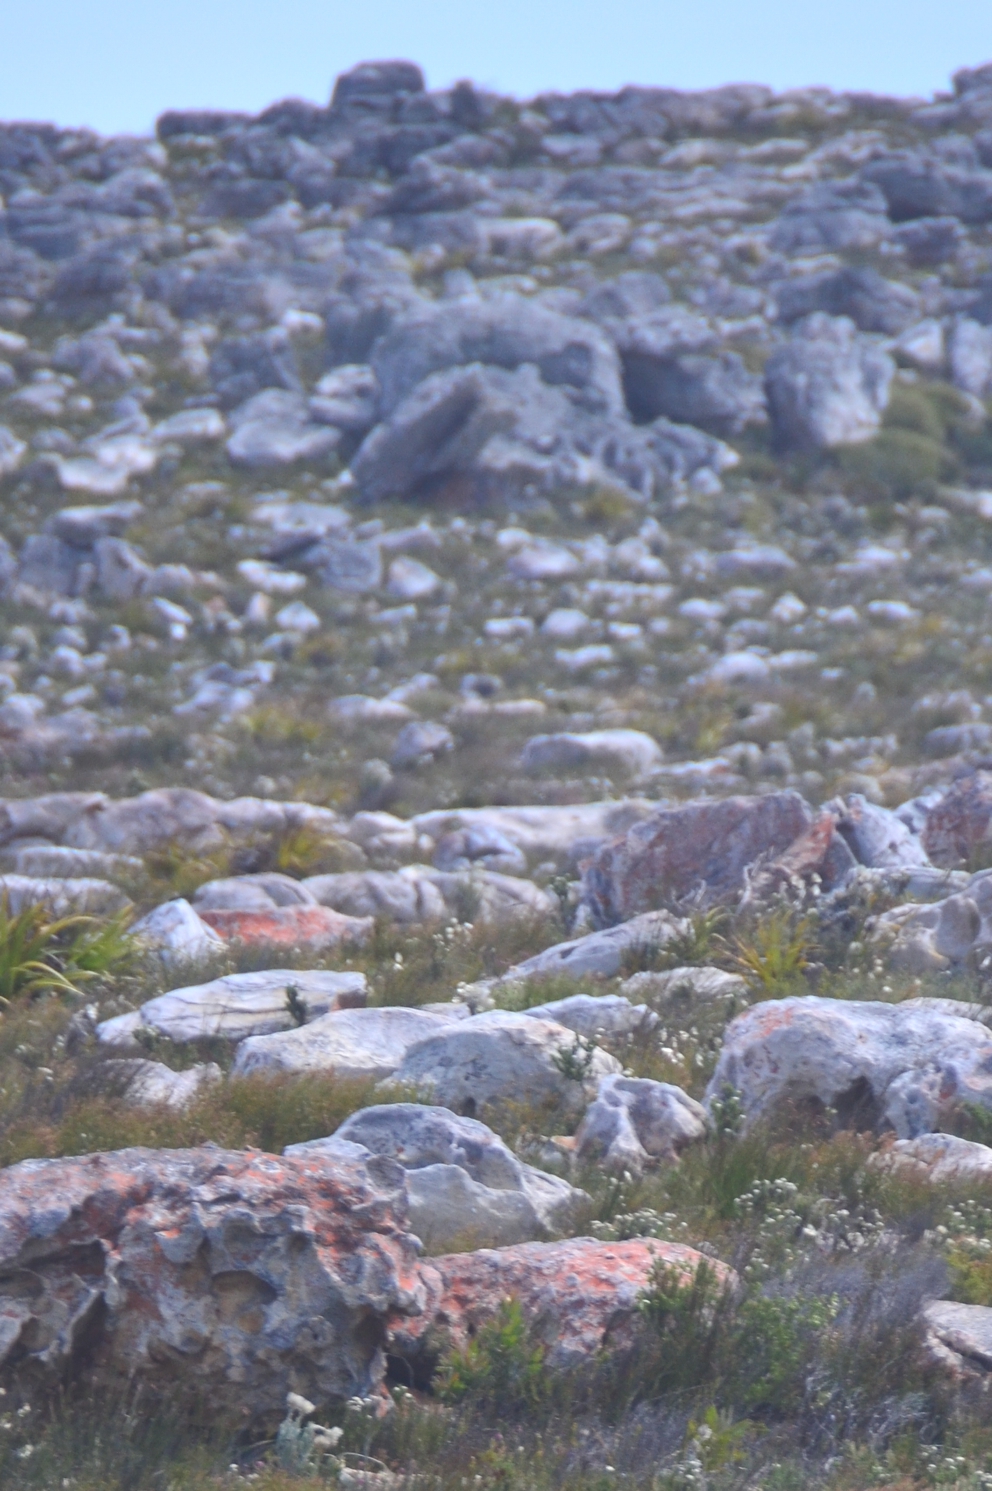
(390, 1237, 733, 1373)
(290, 1104, 588, 1250)
(772, 267, 920, 335)
(706, 995, 992, 1138)
(388, 1009, 622, 1117)
(580, 791, 812, 926)
(369, 293, 625, 418)
(574, 1074, 708, 1174)
(0, 1145, 427, 1413)
(231, 1005, 460, 1080)
(922, 771, 992, 867)
(764, 313, 894, 450)
(96, 969, 368, 1048)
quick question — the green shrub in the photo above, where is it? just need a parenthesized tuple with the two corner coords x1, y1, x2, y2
(437, 1298, 548, 1411)
(836, 427, 957, 500)
(732, 909, 815, 997)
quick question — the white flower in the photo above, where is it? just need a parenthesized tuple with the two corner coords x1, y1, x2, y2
(286, 1391, 315, 1419)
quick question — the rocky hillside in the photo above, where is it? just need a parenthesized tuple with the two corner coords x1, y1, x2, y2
(6, 55, 992, 1491)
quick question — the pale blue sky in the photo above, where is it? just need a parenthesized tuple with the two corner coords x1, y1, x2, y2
(1, 0, 990, 138)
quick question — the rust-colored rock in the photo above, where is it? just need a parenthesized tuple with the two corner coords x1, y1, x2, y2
(198, 904, 372, 950)
(580, 790, 812, 925)
(389, 1237, 732, 1372)
(922, 771, 992, 868)
(0, 1144, 427, 1414)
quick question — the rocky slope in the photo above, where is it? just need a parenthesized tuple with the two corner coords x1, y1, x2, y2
(7, 54, 992, 1491)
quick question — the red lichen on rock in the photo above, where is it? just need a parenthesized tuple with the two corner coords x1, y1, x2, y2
(198, 905, 372, 949)
(0, 1144, 425, 1414)
(389, 1236, 734, 1370)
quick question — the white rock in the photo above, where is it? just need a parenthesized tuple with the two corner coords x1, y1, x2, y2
(508, 543, 580, 581)
(620, 966, 748, 1004)
(236, 559, 307, 595)
(274, 600, 320, 633)
(541, 608, 593, 640)
(152, 408, 226, 444)
(0, 874, 129, 917)
(97, 969, 367, 1047)
(387, 556, 440, 600)
(520, 729, 663, 780)
(117, 1058, 222, 1109)
(468, 910, 689, 1004)
(873, 1132, 992, 1183)
(575, 1074, 707, 1174)
(130, 898, 224, 967)
(523, 993, 657, 1039)
(707, 995, 992, 1138)
(554, 644, 616, 671)
(329, 694, 414, 724)
(231, 1005, 460, 1079)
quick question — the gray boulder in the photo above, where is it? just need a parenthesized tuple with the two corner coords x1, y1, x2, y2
(765, 313, 894, 449)
(113, 1058, 222, 1109)
(863, 149, 992, 224)
(310, 365, 381, 434)
(773, 267, 920, 335)
(873, 869, 992, 972)
(575, 1074, 707, 1174)
(370, 292, 625, 417)
(388, 1009, 622, 1116)
(707, 995, 992, 1138)
(192, 872, 318, 912)
(523, 993, 657, 1040)
(461, 910, 690, 1008)
(769, 179, 892, 253)
(290, 1103, 588, 1249)
(923, 1302, 992, 1380)
(836, 793, 931, 869)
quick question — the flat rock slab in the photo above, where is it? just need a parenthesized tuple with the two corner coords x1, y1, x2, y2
(0, 1145, 427, 1414)
(198, 904, 372, 950)
(96, 969, 368, 1047)
(390, 1237, 732, 1371)
(924, 1301, 992, 1378)
(231, 1005, 460, 1080)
